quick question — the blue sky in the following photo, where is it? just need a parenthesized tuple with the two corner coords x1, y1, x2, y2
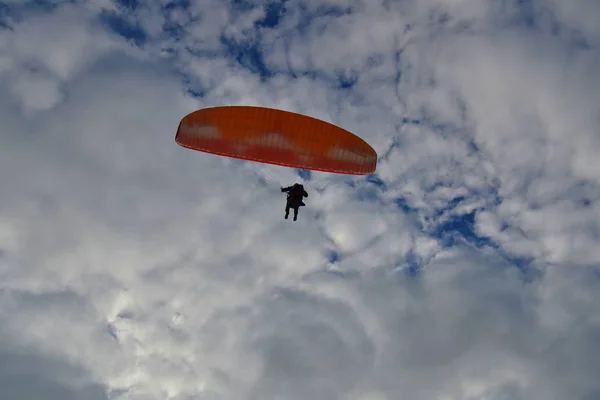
(1, 0, 599, 399)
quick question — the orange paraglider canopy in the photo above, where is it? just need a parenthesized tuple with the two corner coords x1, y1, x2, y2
(175, 106, 377, 175)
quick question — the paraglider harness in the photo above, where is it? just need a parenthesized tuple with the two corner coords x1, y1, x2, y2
(281, 184, 307, 208)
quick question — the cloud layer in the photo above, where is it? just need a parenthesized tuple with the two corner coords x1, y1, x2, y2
(1, 0, 599, 399)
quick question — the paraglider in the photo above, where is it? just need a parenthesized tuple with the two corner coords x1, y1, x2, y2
(175, 106, 377, 174)
(175, 106, 377, 220)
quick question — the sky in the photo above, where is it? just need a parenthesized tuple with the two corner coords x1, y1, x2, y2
(0, 0, 599, 399)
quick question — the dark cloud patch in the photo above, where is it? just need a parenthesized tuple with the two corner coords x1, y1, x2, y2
(245, 288, 375, 399)
(0, 350, 108, 400)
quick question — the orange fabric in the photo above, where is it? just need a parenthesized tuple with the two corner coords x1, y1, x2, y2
(175, 106, 377, 175)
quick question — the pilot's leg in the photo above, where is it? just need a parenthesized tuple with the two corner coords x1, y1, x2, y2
(293, 207, 299, 221)
(285, 203, 290, 219)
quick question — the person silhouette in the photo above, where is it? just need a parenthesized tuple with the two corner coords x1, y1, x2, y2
(280, 183, 308, 221)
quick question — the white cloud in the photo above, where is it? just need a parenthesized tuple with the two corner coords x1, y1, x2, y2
(1, 0, 599, 399)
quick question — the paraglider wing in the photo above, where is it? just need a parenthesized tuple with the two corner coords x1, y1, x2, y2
(175, 106, 377, 175)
